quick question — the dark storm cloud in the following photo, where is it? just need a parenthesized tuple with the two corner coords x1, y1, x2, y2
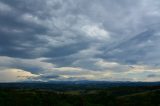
(0, 1, 49, 58)
(1, 0, 160, 81)
(0, 0, 92, 60)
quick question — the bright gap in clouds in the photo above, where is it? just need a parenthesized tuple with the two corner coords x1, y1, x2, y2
(82, 25, 110, 40)
(0, 68, 37, 82)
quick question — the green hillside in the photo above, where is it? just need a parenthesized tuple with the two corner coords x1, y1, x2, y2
(117, 90, 160, 106)
(0, 86, 159, 106)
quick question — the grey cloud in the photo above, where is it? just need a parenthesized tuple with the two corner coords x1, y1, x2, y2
(147, 74, 160, 78)
(0, 0, 94, 60)
(30, 74, 61, 81)
(100, 26, 160, 67)
(1, 0, 160, 81)
(0, 56, 55, 74)
(147, 74, 157, 78)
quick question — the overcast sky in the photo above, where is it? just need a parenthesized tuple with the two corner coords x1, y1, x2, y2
(0, 0, 160, 82)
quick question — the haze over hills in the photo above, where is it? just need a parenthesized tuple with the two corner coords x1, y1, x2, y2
(0, 81, 160, 91)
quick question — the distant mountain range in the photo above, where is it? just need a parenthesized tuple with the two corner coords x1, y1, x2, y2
(0, 81, 160, 90)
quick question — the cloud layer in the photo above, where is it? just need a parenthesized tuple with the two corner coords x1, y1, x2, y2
(0, 0, 160, 82)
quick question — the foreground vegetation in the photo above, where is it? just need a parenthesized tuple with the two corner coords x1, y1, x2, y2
(0, 86, 160, 106)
